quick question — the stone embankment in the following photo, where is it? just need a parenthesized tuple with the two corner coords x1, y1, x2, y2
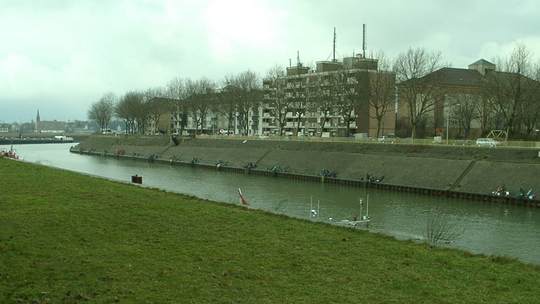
(71, 135, 540, 206)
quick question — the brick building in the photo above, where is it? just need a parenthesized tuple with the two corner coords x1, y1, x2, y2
(262, 54, 396, 137)
(397, 59, 509, 138)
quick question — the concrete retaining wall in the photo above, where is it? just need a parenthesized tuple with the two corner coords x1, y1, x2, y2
(72, 136, 540, 204)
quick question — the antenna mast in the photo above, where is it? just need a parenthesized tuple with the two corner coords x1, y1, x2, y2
(297, 50, 301, 67)
(362, 24, 366, 58)
(333, 27, 336, 62)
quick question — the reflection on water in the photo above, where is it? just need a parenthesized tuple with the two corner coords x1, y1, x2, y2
(4, 143, 540, 264)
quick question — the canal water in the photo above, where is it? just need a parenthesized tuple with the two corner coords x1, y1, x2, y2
(4, 143, 540, 264)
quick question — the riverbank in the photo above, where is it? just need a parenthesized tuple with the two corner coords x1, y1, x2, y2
(1, 158, 540, 303)
(0, 138, 74, 145)
(73, 135, 540, 206)
(0, 132, 89, 145)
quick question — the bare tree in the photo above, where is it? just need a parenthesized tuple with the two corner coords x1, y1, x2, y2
(474, 95, 494, 137)
(148, 97, 174, 135)
(265, 66, 289, 136)
(339, 71, 365, 137)
(232, 71, 261, 136)
(88, 93, 115, 132)
(484, 44, 536, 138)
(307, 77, 333, 136)
(219, 75, 241, 134)
(519, 65, 540, 138)
(196, 78, 217, 134)
(166, 78, 189, 135)
(369, 53, 396, 138)
(452, 94, 479, 138)
(115, 91, 146, 134)
(184, 78, 217, 135)
(394, 47, 445, 139)
(142, 87, 171, 135)
(115, 94, 134, 133)
(425, 208, 464, 246)
(184, 79, 201, 135)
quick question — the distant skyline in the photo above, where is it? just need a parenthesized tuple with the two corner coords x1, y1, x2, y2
(1, 0, 540, 122)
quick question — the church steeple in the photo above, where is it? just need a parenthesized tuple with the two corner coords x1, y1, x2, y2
(35, 110, 40, 133)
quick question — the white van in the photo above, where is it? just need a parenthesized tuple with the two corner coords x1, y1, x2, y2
(475, 138, 499, 148)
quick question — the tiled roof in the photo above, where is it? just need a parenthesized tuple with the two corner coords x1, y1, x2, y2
(470, 59, 495, 66)
(427, 68, 484, 87)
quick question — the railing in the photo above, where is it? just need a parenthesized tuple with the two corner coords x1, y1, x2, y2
(195, 134, 540, 149)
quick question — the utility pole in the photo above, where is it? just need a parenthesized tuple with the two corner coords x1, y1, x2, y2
(333, 27, 336, 62)
(362, 24, 367, 58)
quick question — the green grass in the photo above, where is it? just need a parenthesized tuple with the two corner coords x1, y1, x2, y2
(1, 158, 539, 303)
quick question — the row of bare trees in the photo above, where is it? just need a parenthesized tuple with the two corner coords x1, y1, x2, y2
(87, 70, 262, 135)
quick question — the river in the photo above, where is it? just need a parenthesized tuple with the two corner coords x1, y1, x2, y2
(4, 143, 540, 264)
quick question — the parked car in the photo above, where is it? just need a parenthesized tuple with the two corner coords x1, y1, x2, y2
(218, 129, 233, 135)
(475, 138, 499, 148)
(378, 134, 396, 143)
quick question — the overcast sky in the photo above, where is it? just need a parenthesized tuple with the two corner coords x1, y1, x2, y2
(1, 0, 540, 122)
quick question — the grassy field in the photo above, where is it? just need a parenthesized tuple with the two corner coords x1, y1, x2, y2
(1, 158, 540, 303)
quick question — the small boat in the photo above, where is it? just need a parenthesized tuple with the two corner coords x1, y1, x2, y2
(1, 146, 21, 160)
(337, 197, 371, 227)
(309, 197, 320, 218)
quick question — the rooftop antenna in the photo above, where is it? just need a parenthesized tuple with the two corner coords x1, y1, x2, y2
(362, 24, 367, 58)
(297, 50, 301, 67)
(289, 58, 292, 67)
(333, 27, 336, 62)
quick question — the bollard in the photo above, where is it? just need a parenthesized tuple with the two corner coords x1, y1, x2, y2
(131, 175, 143, 184)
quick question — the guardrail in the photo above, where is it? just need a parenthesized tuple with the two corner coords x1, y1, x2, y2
(195, 134, 540, 149)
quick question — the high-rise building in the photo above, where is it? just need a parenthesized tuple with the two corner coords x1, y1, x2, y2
(262, 54, 396, 137)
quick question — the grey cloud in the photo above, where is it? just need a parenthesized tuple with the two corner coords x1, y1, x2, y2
(1, 0, 539, 122)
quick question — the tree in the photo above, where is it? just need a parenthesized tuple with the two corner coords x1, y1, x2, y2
(88, 93, 115, 132)
(147, 97, 174, 135)
(184, 78, 216, 135)
(231, 71, 261, 136)
(394, 47, 445, 139)
(264, 66, 289, 136)
(339, 71, 365, 137)
(166, 77, 189, 135)
(425, 208, 464, 247)
(474, 95, 494, 137)
(142, 87, 172, 135)
(219, 75, 242, 134)
(451, 95, 479, 139)
(184, 79, 201, 135)
(308, 76, 333, 136)
(518, 64, 540, 137)
(115, 91, 145, 134)
(289, 76, 310, 136)
(483, 44, 538, 139)
(368, 53, 396, 138)
(115, 94, 133, 134)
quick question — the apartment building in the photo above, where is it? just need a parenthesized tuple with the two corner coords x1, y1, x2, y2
(262, 54, 396, 137)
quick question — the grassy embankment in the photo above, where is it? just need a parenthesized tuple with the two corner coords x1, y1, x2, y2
(1, 158, 540, 303)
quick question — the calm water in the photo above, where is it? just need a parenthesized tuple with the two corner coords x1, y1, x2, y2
(4, 143, 540, 264)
